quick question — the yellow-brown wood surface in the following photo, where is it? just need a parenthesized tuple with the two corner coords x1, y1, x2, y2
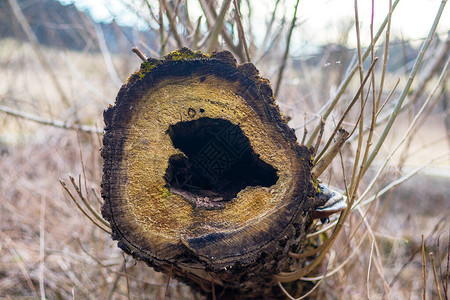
(101, 48, 317, 297)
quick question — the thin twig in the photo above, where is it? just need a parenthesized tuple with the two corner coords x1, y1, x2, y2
(39, 197, 46, 300)
(123, 253, 131, 300)
(345, 91, 370, 139)
(257, 0, 280, 58)
(158, 0, 166, 56)
(9, 247, 39, 298)
(359, 152, 449, 208)
(76, 132, 90, 204)
(274, 0, 300, 97)
(357, 206, 391, 294)
(92, 188, 104, 205)
(343, 76, 400, 145)
(313, 117, 325, 156)
(366, 239, 374, 299)
(165, 266, 174, 298)
(375, 0, 393, 113)
(119, 0, 159, 30)
(137, 40, 161, 59)
(305, 0, 401, 146)
(232, 0, 251, 62)
(132, 47, 148, 61)
(439, 233, 449, 298)
(348, 0, 366, 199)
(59, 180, 111, 233)
(355, 58, 449, 207)
(275, 182, 355, 283)
(386, 215, 448, 295)
(107, 259, 127, 300)
(192, 17, 203, 48)
(376, 78, 400, 117)
(141, 0, 159, 22)
(161, 0, 184, 48)
(409, 32, 450, 106)
(422, 235, 427, 300)
(301, 113, 308, 144)
(278, 274, 326, 300)
(314, 58, 378, 164)
(363, 0, 447, 175)
(430, 253, 443, 300)
(0, 105, 102, 134)
(254, 14, 286, 64)
(182, 0, 194, 34)
(199, 0, 244, 60)
(68, 176, 111, 228)
(308, 153, 448, 240)
(299, 232, 369, 281)
(311, 129, 348, 178)
(198, 0, 215, 30)
(207, 0, 232, 53)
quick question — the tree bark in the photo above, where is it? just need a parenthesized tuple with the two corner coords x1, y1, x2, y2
(101, 48, 319, 298)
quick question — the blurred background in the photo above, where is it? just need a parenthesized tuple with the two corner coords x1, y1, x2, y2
(0, 0, 448, 298)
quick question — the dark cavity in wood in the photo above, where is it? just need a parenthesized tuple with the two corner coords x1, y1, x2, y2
(164, 117, 279, 209)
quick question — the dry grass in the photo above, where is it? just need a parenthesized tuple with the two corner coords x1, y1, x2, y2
(1, 0, 449, 299)
(0, 128, 198, 299)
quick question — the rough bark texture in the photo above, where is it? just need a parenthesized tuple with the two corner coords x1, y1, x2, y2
(101, 48, 319, 298)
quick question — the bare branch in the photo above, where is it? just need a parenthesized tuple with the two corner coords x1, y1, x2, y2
(363, 0, 448, 175)
(306, 0, 401, 146)
(315, 57, 378, 164)
(233, 0, 251, 62)
(59, 180, 111, 234)
(274, 0, 300, 97)
(161, 0, 185, 48)
(0, 105, 102, 134)
(313, 117, 325, 157)
(132, 47, 148, 61)
(409, 32, 450, 105)
(431, 252, 444, 300)
(259, 0, 280, 56)
(199, 0, 245, 61)
(311, 129, 349, 178)
(207, 0, 232, 53)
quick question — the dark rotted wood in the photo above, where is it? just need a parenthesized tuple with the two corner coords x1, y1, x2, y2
(101, 48, 318, 298)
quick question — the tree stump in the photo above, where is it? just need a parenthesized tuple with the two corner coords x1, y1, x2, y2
(101, 48, 320, 298)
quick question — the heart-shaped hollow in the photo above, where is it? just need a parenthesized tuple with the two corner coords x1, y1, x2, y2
(164, 117, 279, 209)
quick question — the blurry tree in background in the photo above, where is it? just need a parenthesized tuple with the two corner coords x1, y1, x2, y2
(0, 0, 449, 299)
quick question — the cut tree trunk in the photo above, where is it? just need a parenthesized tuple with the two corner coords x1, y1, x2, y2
(101, 48, 320, 298)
